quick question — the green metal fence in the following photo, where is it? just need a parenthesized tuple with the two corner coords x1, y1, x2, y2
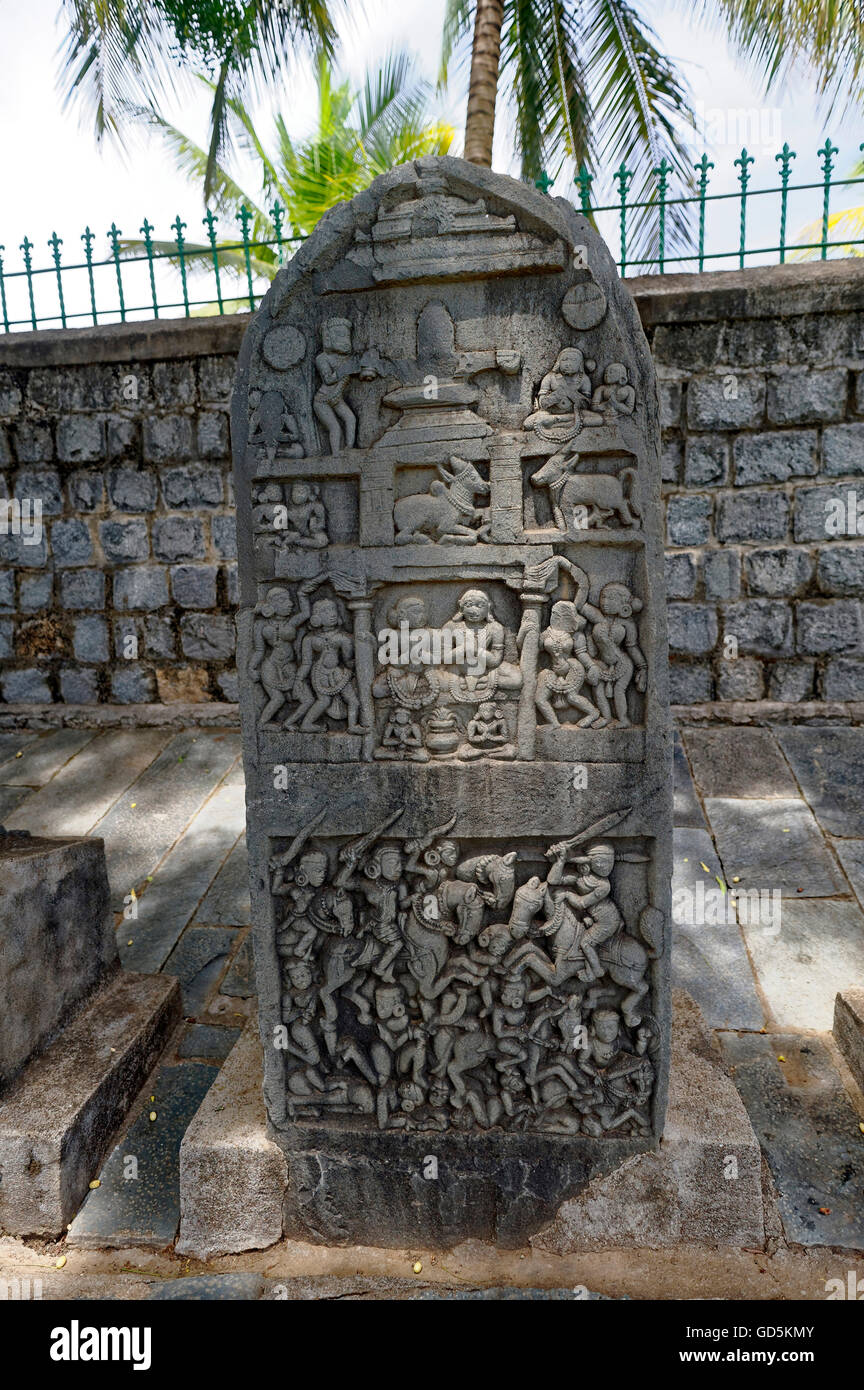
(2, 140, 864, 333)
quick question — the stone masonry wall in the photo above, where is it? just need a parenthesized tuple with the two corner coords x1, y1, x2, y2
(1, 260, 862, 711)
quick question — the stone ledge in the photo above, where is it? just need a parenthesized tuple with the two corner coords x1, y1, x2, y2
(0, 702, 241, 730)
(834, 988, 864, 1096)
(629, 259, 864, 327)
(0, 314, 251, 367)
(0, 970, 181, 1237)
(1, 700, 860, 731)
(673, 700, 864, 726)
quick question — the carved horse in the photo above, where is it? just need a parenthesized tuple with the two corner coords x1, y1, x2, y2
(506, 899, 650, 1027)
(394, 456, 490, 545)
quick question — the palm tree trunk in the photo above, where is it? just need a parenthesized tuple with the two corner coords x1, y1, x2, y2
(463, 0, 504, 166)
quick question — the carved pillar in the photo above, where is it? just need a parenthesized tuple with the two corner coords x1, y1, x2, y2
(488, 431, 523, 542)
(348, 596, 375, 762)
(516, 591, 547, 761)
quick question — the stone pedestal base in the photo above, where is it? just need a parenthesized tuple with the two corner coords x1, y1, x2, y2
(0, 970, 180, 1237)
(177, 991, 765, 1257)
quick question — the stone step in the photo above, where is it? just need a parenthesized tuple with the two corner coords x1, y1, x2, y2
(67, 1060, 217, 1250)
(0, 970, 180, 1237)
(719, 1030, 864, 1250)
(834, 987, 864, 1096)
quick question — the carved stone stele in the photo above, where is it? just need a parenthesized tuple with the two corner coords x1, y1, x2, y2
(231, 156, 672, 1246)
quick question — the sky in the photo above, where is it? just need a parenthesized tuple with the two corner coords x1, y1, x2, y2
(0, 0, 863, 327)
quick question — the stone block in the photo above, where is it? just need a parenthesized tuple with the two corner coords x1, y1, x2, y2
(716, 490, 789, 543)
(724, 599, 793, 655)
(18, 572, 53, 612)
(822, 657, 864, 700)
(744, 546, 813, 596)
(1, 668, 52, 702)
(796, 599, 863, 654)
(60, 569, 105, 611)
(160, 464, 223, 509)
(733, 429, 818, 486)
(112, 565, 169, 612)
(180, 612, 236, 660)
(99, 519, 149, 563)
(684, 436, 728, 486)
(197, 413, 229, 458)
(13, 469, 62, 514)
(0, 832, 115, 1089)
(73, 615, 109, 663)
(816, 544, 864, 594)
(669, 661, 713, 703)
(143, 414, 194, 462)
(767, 660, 815, 702)
(177, 1028, 288, 1259)
(170, 563, 218, 609)
(667, 494, 712, 546)
(59, 666, 101, 703)
(667, 603, 718, 655)
(153, 516, 205, 562)
(151, 361, 196, 405)
(0, 971, 180, 1236)
(766, 367, 847, 425)
(687, 373, 765, 430)
(822, 422, 864, 476)
(715, 657, 763, 700)
(211, 514, 237, 558)
(51, 519, 93, 567)
(67, 470, 104, 512)
(111, 665, 156, 704)
(664, 551, 697, 599)
(56, 415, 105, 462)
(107, 467, 157, 512)
(702, 549, 740, 601)
(834, 987, 864, 1095)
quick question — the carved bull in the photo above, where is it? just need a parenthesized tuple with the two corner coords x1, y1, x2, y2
(531, 450, 641, 531)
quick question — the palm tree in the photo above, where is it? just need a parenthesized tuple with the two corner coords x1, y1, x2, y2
(446, 0, 864, 265)
(120, 51, 454, 299)
(58, 0, 343, 199)
(443, 0, 698, 260)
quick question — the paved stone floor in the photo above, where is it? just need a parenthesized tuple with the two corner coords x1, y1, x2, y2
(2, 723, 864, 1279)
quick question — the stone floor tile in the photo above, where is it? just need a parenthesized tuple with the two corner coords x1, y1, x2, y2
(719, 1032, 864, 1249)
(219, 934, 256, 998)
(118, 781, 246, 974)
(0, 729, 94, 786)
(6, 729, 171, 839)
(671, 827, 765, 1031)
(95, 730, 241, 909)
(194, 836, 251, 925)
(673, 732, 706, 827)
(66, 1062, 216, 1250)
(177, 1023, 242, 1061)
(162, 926, 238, 1015)
(0, 786, 29, 821)
(704, 796, 846, 897)
(777, 728, 864, 837)
(740, 897, 864, 1030)
(833, 839, 864, 910)
(683, 727, 799, 799)
(0, 731, 40, 767)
